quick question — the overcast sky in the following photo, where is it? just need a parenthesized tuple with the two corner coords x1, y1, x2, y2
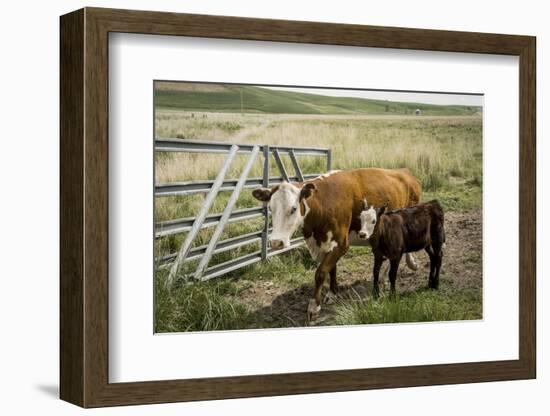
(263, 86, 483, 107)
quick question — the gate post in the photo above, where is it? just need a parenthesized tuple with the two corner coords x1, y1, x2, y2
(261, 145, 269, 260)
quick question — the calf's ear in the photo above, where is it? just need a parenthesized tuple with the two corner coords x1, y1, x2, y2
(300, 182, 316, 201)
(252, 187, 273, 202)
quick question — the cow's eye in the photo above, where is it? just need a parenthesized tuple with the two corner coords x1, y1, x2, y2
(290, 206, 297, 215)
(372, 220, 376, 224)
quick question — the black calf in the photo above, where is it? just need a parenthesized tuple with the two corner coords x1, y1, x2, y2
(365, 200, 445, 297)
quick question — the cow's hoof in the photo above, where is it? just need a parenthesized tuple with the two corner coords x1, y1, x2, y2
(323, 290, 337, 304)
(307, 299, 321, 322)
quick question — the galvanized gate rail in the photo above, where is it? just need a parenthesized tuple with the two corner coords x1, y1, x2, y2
(155, 138, 331, 285)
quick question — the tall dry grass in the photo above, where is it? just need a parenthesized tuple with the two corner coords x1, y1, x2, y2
(155, 111, 481, 189)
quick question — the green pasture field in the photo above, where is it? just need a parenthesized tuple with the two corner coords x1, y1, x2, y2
(154, 83, 483, 332)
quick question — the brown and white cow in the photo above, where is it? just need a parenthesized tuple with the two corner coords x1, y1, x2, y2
(252, 167, 421, 321)
(359, 200, 445, 297)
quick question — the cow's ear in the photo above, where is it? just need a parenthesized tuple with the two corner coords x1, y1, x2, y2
(377, 205, 387, 217)
(300, 182, 316, 201)
(252, 187, 273, 202)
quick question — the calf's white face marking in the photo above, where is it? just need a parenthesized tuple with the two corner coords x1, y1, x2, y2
(359, 202, 377, 240)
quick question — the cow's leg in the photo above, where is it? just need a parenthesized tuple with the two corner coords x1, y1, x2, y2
(308, 245, 346, 322)
(308, 258, 331, 321)
(388, 255, 401, 297)
(405, 253, 418, 271)
(324, 265, 338, 304)
(372, 256, 384, 299)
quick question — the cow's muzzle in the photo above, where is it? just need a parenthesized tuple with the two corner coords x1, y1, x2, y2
(358, 231, 368, 240)
(270, 239, 286, 250)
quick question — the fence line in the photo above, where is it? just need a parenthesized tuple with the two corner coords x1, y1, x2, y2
(156, 207, 263, 238)
(155, 174, 322, 197)
(155, 137, 331, 283)
(156, 138, 329, 156)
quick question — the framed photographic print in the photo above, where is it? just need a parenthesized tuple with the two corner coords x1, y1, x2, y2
(60, 7, 536, 408)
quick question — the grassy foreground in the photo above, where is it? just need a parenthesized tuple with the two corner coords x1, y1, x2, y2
(155, 240, 482, 332)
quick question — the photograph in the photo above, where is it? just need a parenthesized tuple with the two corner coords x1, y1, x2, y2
(153, 81, 483, 332)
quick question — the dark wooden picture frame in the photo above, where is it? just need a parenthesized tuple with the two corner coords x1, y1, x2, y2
(60, 7, 536, 408)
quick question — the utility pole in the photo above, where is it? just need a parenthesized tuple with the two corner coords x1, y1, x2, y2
(240, 89, 243, 114)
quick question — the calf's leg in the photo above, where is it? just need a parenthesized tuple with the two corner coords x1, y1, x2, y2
(372, 256, 384, 299)
(425, 247, 435, 287)
(388, 256, 401, 297)
(429, 245, 442, 289)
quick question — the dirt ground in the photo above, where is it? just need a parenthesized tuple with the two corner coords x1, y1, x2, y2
(236, 209, 483, 327)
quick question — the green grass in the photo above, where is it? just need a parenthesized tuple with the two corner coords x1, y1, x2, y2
(155, 83, 481, 116)
(154, 246, 483, 332)
(330, 287, 482, 325)
(423, 183, 482, 211)
(155, 270, 253, 332)
(155, 249, 314, 332)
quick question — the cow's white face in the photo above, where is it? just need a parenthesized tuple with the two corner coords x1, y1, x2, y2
(268, 183, 303, 248)
(252, 182, 316, 250)
(359, 202, 377, 240)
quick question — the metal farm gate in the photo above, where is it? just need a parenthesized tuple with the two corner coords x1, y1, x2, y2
(155, 138, 332, 285)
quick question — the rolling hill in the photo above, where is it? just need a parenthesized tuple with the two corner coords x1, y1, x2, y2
(154, 82, 481, 116)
